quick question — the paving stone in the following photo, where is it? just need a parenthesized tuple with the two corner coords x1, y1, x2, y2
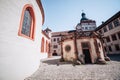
(25, 56, 120, 80)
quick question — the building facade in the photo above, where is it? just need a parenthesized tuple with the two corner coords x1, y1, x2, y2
(51, 31, 68, 56)
(41, 28, 51, 58)
(0, 0, 45, 80)
(95, 11, 120, 54)
(61, 30, 108, 64)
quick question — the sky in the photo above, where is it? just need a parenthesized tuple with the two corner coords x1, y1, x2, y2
(41, 0, 120, 32)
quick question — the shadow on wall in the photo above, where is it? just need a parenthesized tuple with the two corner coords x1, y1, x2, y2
(107, 54, 120, 61)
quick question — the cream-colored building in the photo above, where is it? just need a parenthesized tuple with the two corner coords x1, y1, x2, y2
(41, 29, 51, 58)
(51, 31, 68, 56)
(95, 11, 120, 54)
(61, 30, 109, 64)
(0, 0, 45, 80)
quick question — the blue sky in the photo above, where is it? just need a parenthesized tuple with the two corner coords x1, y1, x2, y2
(41, 0, 120, 32)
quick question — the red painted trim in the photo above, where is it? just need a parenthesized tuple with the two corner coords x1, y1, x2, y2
(36, 0, 45, 25)
(41, 37, 44, 53)
(42, 30, 50, 39)
(46, 40, 48, 53)
(18, 4, 36, 41)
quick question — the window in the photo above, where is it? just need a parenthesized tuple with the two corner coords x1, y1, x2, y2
(18, 4, 35, 40)
(81, 42, 89, 49)
(99, 30, 102, 34)
(108, 46, 112, 52)
(108, 23, 113, 30)
(115, 44, 120, 51)
(103, 27, 107, 32)
(85, 27, 88, 30)
(53, 45, 58, 48)
(106, 36, 111, 42)
(113, 19, 120, 27)
(111, 34, 117, 41)
(53, 38, 56, 42)
(117, 32, 120, 39)
(41, 37, 44, 52)
(21, 9, 31, 36)
(54, 50, 56, 53)
(57, 38, 59, 41)
(65, 45, 71, 52)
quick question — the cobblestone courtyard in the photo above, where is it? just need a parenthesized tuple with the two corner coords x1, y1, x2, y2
(26, 55, 120, 80)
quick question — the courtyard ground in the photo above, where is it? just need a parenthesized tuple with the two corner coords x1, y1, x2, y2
(25, 55, 120, 80)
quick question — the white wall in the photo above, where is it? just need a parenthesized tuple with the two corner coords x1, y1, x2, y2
(0, 0, 43, 80)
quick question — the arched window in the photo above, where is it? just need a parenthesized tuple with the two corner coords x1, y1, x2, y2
(46, 41, 48, 53)
(18, 4, 36, 40)
(41, 37, 44, 52)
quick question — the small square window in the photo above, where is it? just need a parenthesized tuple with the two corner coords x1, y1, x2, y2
(106, 36, 111, 42)
(115, 44, 120, 51)
(53, 45, 58, 48)
(103, 27, 107, 32)
(108, 23, 113, 30)
(53, 38, 56, 42)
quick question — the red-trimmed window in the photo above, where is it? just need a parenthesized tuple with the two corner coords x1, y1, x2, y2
(46, 41, 48, 52)
(41, 37, 44, 52)
(18, 4, 35, 40)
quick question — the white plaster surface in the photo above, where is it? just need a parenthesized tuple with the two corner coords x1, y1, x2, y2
(0, 0, 44, 80)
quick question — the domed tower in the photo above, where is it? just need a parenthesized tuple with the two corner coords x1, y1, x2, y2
(80, 12, 88, 21)
(79, 12, 96, 31)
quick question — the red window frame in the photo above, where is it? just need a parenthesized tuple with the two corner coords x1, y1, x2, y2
(18, 4, 36, 40)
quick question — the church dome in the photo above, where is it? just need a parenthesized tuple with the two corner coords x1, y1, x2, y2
(80, 12, 88, 21)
